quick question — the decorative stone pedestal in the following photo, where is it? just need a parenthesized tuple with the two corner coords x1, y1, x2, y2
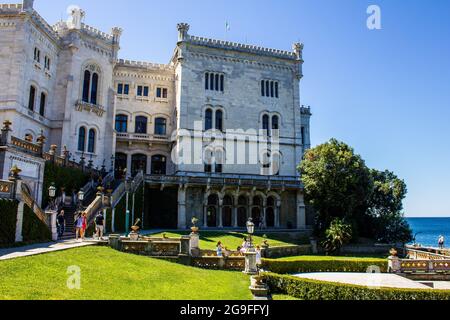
(249, 276, 270, 300)
(388, 255, 401, 273)
(244, 251, 258, 275)
(190, 232, 200, 257)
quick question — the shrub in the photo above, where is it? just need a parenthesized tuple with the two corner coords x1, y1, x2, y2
(262, 273, 450, 300)
(22, 205, 51, 243)
(0, 200, 18, 244)
(261, 257, 387, 274)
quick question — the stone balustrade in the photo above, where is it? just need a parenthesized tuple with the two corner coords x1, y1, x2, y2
(75, 100, 106, 117)
(389, 256, 450, 274)
(406, 246, 450, 260)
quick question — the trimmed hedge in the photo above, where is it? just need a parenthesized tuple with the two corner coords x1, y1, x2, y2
(261, 257, 387, 274)
(262, 273, 450, 300)
(22, 205, 51, 243)
(0, 200, 51, 246)
(0, 200, 18, 245)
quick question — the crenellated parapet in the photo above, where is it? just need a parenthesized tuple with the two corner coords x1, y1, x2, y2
(300, 105, 312, 116)
(116, 59, 173, 71)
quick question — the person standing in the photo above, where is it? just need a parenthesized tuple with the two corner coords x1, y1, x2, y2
(95, 211, 105, 240)
(216, 241, 224, 257)
(255, 245, 262, 267)
(438, 235, 445, 249)
(57, 210, 66, 239)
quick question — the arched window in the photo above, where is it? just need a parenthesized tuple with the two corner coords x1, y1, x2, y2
(28, 86, 36, 111)
(151, 155, 166, 175)
(115, 115, 128, 133)
(39, 92, 46, 117)
(135, 116, 148, 134)
(78, 127, 86, 152)
(215, 110, 223, 131)
(222, 195, 233, 227)
(90, 73, 99, 105)
(88, 129, 96, 153)
(272, 115, 279, 130)
(114, 152, 128, 178)
(205, 109, 213, 131)
(155, 118, 167, 136)
(262, 114, 270, 134)
(131, 154, 147, 176)
(82, 70, 90, 103)
(207, 194, 219, 227)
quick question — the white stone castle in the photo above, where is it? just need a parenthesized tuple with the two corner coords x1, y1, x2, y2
(0, 1, 312, 230)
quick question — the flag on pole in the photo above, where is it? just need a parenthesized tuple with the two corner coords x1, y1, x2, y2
(226, 21, 230, 31)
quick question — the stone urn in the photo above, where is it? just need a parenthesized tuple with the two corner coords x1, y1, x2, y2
(191, 226, 199, 233)
(129, 225, 140, 241)
(249, 275, 270, 300)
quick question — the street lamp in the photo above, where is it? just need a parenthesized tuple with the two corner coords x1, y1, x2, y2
(124, 178, 131, 235)
(48, 184, 57, 210)
(244, 218, 258, 275)
(77, 190, 85, 213)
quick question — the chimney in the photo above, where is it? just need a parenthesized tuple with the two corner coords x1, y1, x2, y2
(22, 0, 34, 12)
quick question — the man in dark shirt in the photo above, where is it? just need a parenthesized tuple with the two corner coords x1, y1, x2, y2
(57, 210, 66, 239)
(95, 212, 105, 240)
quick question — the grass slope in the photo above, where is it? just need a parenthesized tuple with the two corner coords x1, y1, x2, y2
(0, 246, 252, 300)
(150, 231, 307, 251)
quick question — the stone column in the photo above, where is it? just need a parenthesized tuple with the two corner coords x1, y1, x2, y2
(49, 211, 58, 241)
(296, 191, 306, 230)
(111, 208, 116, 233)
(233, 207, 238, 228)
(203, 206, 208, 228)
(103, 208, 107, 234)
(275, 201, 281, 228)
(131, 192, 135, 226)
(15, 202, 24, 243)
(218, 199, 223, 228)
(126, 154, 132, 178)
(262, 206, 267, 229)
(177, 186, 187, 230)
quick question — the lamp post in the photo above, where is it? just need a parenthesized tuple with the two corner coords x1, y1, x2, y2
(77, 189, 84, 213)
(244, 218, 258, 275)
(124, 177, 131, 235)
(48, 184, 56, 210)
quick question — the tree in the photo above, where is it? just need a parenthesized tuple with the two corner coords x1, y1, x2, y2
(367, 169, 412, 243)
(298, 139, 373, 234)
(322, 218, 353, 255)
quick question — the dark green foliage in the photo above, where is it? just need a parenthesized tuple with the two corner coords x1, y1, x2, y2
(0, 200, 18, 244)
(22, 205, 51, 243)
(299, 139, 373, 235)
(262, 273, 450, 300)
(261, 258, 387, 274)
(0, 200, 50, 246)
(42, 162, 90, 208)
(322, 218, 353, 254)
(298, 139, 412, 244)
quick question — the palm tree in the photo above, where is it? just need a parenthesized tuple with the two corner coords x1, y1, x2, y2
(322, 218, 353, 255)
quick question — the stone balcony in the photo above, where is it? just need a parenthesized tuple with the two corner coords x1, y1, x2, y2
(116, 132, 170, 144)
(75, 100, 106, 117)
(145, 172, 302, 191)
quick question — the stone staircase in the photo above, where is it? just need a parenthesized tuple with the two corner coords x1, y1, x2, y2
(59, 204, 77, 241)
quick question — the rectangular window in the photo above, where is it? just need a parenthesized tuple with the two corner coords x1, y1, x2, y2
(275, 82, 279, 98)
(156, 87, 168, 99)
(124, 84, 129, 95)
(205, 73, 209, 90)
(28, 86, 36, 111)
(143, 86, 149, 97)
(220, 75, 224, 92)
(39, 93, 46, 117)
(205, 164, 212, 173)
(137, 86, 143, 96)
(118, 84, 123, 95)
(261, 80, 265, 96)
(270, 81, 274, 97)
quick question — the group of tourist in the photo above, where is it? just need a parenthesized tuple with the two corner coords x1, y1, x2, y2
(216, 238, 262, 266)
(55, 210, 105, 242)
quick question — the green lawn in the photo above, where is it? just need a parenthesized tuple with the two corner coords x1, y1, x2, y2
(149, 231, 308, 251)
(0, 246, 253, 300)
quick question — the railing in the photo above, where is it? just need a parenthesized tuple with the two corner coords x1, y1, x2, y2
(10, 136, 42, 157)
(396, 259, 450, 274)
(406, 246, 450, 260)
(116, 133, 170, 143)
(146, 172, 302, 189)
(75, 100, 106, 117)
(21, 183, 48, 226)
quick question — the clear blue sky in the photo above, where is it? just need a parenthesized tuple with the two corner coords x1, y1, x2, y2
(34, 0, 450, 217)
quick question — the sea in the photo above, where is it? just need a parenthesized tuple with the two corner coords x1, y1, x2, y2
(407, 218, 450, 247)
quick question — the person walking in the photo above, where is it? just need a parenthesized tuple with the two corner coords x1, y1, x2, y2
(56, 210, 66, 239)
(80, 212, 87, 241)
(75, 213, 83, 241)
(95, 211, 105, 240)
(255, 245, 262, 267)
